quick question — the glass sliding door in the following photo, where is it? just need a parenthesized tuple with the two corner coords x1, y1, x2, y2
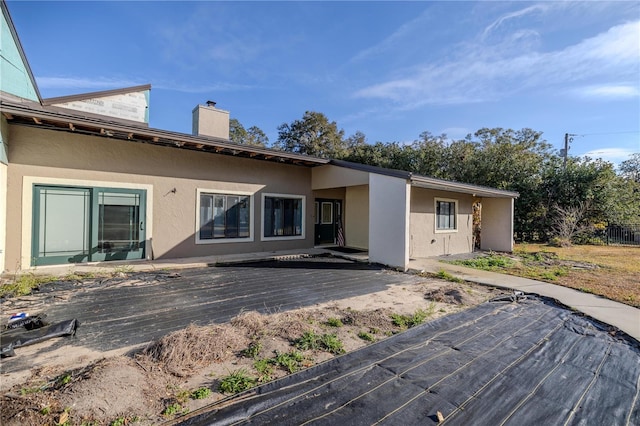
(93, 189, 145, 261)
(33, 187, 91, 265)
(32, 185, 146, 266)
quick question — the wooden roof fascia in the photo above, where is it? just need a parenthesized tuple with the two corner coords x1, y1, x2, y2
(1, 101, 330, 166)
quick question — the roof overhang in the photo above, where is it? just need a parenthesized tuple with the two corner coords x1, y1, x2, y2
(0, 99, 329, 167)
(410, 175, 519, 198)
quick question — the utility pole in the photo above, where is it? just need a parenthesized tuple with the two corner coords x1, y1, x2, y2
(562, 133, 575, 169)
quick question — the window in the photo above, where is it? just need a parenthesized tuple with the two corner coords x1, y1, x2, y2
(436, 198, 457, 231)
(321, 202, 333, 224)
(262, 194, 305, 240)
(197, 191, 252, 243)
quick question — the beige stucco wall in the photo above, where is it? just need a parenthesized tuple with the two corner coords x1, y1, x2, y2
(312, 165, 368, 190)
(410, 187, 475, 257)
(481, 197, 514, 252)
(345, 185, 369, 249)
(5, 125, 314, 270)
(0, 116, 8, 272)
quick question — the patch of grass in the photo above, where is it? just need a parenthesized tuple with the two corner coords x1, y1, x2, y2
(162, 402, 188, 417)
(110, 418, 126, 426)
(20, 386, 43, 395)
(218, 369, 256, 394)
(450, 253, 515, 271)
(319, 333, 345, 354)
(191, 387, 212, 400)
(294, 331, 319, 350)
(113, 265, 134, 274)
(253, 358, 274, 381)
(0, 273, 58, 297)
(40, 406, 51, 416)
(358, 331, 375, 342)
(326, 317, 343, 327)
(435, 269, 464, 283)
(273, 350, 305, 373)
(174, 388, 191, 403)
(241, 341, 262, 359)
(391, 308, 429, 329)
(293, 331, 345, 354)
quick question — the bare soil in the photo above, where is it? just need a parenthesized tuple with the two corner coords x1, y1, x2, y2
(0, 274, 500, 425)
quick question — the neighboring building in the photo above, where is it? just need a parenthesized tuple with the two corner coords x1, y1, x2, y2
(0, 1, 517, 273)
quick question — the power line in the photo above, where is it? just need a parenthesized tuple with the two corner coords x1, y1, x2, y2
(574, 130, 640, 137)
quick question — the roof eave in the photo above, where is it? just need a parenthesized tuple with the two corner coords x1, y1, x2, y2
(411, 176, 519, 198)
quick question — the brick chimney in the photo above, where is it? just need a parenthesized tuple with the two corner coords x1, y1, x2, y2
(192, 101, 230, 139)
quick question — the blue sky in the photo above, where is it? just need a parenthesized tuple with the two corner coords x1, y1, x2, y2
(8, 1, 640, 165)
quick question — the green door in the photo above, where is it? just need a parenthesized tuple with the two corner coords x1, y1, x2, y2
(32, 186, 146, 266)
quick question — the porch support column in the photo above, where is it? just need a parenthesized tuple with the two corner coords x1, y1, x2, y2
(368, 174, 410, 271)
(481, 197, 514, 252)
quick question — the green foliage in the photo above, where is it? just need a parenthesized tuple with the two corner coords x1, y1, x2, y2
(391, 309, 429, 329)
(294, 331, 345, 354)
(272, 351, 304, 373)
(435, 270, 464, 283)
(191, 387, 212, 400)
(40, 406, 51, 415)
(275, 111, 347, 158)
(162, 402, 187, 417)
(0, 273, 57, 297)
(241, 341, 263, 359)
(326, 317, 343, 327)
(218, 369, 256, 394)
(357, 331, 375, 342)
(230, 118, 269, 147)
(254, 358, 274, 380)
(110, 418, 126, 426)
(319, 333, 345, 354)
(450, 254, 515, 270)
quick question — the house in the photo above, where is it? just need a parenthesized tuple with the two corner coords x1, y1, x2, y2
(0, 1, 517, 274)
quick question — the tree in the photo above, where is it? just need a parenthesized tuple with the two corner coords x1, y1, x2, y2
(619, 153, 640, 182)
(275, 111, 347, 158)
(229, 118, 268, 147)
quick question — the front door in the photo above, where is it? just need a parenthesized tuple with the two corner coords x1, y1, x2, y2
(32, 185, 146, 266)
(314, 199, 342, 245)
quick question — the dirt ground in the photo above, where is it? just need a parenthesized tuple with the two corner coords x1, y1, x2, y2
(0, 272, 500, 425)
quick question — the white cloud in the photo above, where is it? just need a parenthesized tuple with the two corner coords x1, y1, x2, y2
(481, 4, 548, 41)
(581, 148, 637, 164)
(354, 19, 640, 107)
(572, 84, 640, 99)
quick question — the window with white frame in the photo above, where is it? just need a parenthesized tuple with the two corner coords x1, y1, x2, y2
(198, 191, 252, 243)
(263, 194, 305, 239)
(435, 198, 457, 231)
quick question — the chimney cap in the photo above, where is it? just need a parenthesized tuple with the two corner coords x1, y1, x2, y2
(206, 100, 217, 108)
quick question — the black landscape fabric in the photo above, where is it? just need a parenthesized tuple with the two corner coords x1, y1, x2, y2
(177, 296, 640, 426)
(0, 319, 79, 357)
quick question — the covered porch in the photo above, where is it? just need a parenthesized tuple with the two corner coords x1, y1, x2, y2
(312, 161, 519, 271)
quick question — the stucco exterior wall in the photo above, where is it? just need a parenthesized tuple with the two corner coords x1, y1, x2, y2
(481, 197, 514, 252)
(312, 165, 368, 190)
(5, 125, 314, 270)
(368, 174, 410, 270)
(345, 185, 369, 249)
(0, 117, 8, 272)
(410, 187, 475, 257)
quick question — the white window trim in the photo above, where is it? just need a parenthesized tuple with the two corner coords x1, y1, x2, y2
(195, 188, 254, 244)
(434, 197, 458, 233)
(21, 176, 154, 269)
(261, 193, 306, 241)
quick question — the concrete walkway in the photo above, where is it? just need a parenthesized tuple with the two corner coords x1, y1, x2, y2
(409, 258, 640, 341)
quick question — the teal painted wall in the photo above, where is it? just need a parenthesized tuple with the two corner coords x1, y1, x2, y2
(1, 9, 39, 101)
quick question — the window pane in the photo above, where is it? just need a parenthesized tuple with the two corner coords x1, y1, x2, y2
(98, 191, 141, 252)
(294, 199, 302, 235)
(321, 202, 333, 224)
(200, 195, 213, 239)
(213, 195, 225, 238)
(226, 196, 239, 237)
(239, 197, 250, 237)
(38, 188, 90, 257)
(436, 201, 456, 230)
